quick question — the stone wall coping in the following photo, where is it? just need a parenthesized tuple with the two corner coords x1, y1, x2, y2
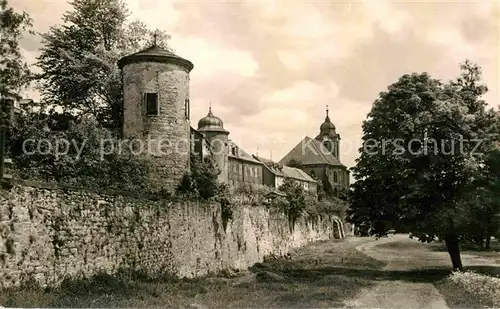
(6, 180, 180, 202)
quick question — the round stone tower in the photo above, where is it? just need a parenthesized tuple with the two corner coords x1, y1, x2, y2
(118, 43, 194, 193)
(197, 106, 229, 183)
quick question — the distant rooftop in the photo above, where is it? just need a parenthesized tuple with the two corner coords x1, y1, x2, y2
(254, 155, 316, 183)
(228, 141, 261, 164)
(279, 136, 345, 167)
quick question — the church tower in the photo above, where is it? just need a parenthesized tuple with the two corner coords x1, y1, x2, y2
(197, 104, 229, 183)
(315, 105, 340, 160)
(118, 38, 194, 193)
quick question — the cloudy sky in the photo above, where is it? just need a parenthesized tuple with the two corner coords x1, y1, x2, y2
(13, 0, 500, 172)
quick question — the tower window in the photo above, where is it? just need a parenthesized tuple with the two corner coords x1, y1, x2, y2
(185, 98, 190, 119)
(323, 141, 332, 152)
(144, 93, 159, 115)
(333, 171, 338, 183)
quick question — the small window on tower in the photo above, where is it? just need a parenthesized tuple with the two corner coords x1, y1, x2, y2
(185, 98, 190, 119)
(144, 93, 159, 115)
(323, 141, 332, 152)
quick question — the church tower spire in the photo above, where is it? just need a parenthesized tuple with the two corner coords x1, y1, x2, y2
(325, 105, 330, 122)
(152, 30, 159, 46)
(316, 104, 340, 160)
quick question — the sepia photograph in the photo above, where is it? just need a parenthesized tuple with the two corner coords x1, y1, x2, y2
(0, 0, 499, 308)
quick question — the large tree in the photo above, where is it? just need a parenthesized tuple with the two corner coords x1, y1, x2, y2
(348, 61, 499, 270)
(35, 0, 172, 130)
(459, 148, 500, 249)
(0, 0, 32, 124)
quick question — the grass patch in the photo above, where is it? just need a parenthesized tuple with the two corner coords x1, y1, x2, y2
(375, 238, 431, 251)
(434, 278, 484, 309)
(434, 270, 500, 309)
(0, 270, 224, 308)
(258, 239, 386, 271)
(0, 238, 382, 308)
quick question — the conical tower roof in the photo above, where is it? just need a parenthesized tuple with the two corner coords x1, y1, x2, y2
(118, 44, 194, 72)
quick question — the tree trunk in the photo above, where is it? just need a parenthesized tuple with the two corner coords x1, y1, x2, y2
(476, 237, 484, 248)
(485, 236, 491, 250)
(445, 235, 463, 271)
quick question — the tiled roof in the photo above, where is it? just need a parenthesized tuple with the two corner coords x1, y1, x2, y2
(282, 166, 316, 182)
(279, 136, 345, 167)
(228, 141, 261, 164)
(253, 155, 316, 183)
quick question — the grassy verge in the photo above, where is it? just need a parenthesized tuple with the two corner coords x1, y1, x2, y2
(0, 238, 382, 308)
(434, 271, 500, 309)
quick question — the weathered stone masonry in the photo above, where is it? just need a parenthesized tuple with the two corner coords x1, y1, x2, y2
(119, 46, 193, 193)
(0, 184, 344, 289)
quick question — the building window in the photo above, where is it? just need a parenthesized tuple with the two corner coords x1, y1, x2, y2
(310, 170, 315, 177)
(231, 147, 236, 156)
(185, 98, 190, 119)
(144, 93, 159, 115)
(333, 171, 338, 183)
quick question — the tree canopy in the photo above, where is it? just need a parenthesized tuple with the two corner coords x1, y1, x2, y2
(35, 0, 172, 129)
(0, 0, 32, 112)
(279, 178, 307, 225)
(348, 60, 500, 270)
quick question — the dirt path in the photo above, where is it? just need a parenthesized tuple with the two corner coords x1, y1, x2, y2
(344, 234, 500, 309)
(344, 236, 449, 308)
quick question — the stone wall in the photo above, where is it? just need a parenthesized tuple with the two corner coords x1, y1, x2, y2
(0, 183, 343, 289)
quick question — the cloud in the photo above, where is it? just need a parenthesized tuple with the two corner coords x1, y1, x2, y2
(172, 36, 258, 78)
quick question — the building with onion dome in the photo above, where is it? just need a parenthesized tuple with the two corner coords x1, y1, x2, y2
(279, 107, 349, 197)
(316, 106, 340, 159)
(118, 39, 330, 194)
(196, 105, 229, 183)
(196, 105, 265, 189)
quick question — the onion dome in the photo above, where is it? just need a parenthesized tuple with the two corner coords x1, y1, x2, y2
(117, 41, 193, 72)
(197, 105, 229, 133)
(320, 105, 336, 134)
